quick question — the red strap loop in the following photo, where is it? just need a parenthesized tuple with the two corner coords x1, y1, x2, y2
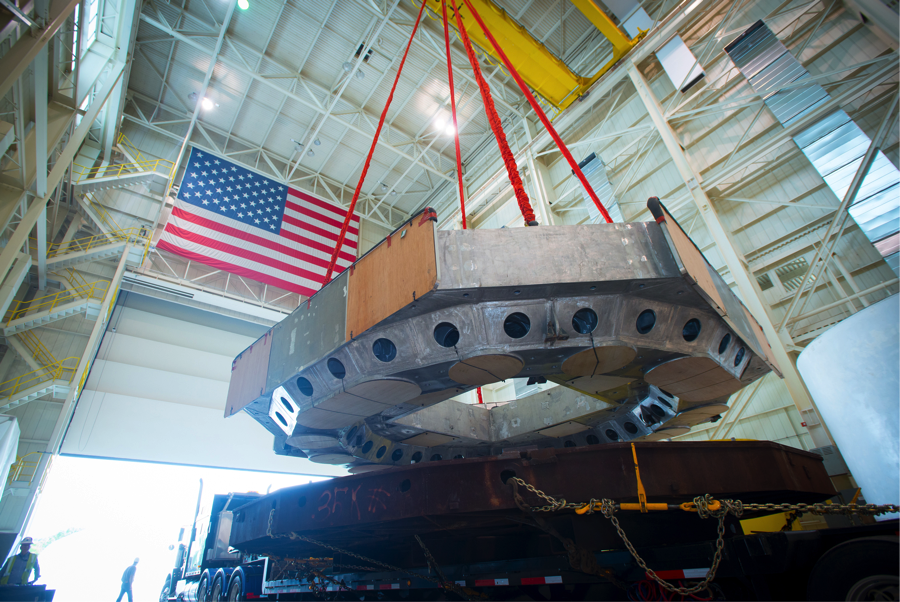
(442, 0, 467, 229)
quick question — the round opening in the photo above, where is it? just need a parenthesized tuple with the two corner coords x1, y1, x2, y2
(279, 397, 294, 414)
(503, 312, 531, 339)
(433, 322, 460, 348)
(430, 454, 442, 462)
(624, 421, 638, 434)
(718, 333, 732, 355)
(563, 440, 576, 448)
(361, 440, 374, 454)
(376, 446, 387, 459)
(657, 397, 673, 410)
(297, 496, 306, 507)
(372, 338, 397, 362)
(346, 426, 358, 442)
(499, 469, 517, 484)
(682, 318, 702, 342)
(605, 429, 619, 441)
(734, 347, 746, 367)
(399, 479, 411, 492)
(411, 452, 423, 464)
(636, 309, 656, 334)
(327, 358, 346, 379)
(586, 434, 600, 445)
(354, 434, 363, 447)
(650, 404, 666, 417)
(391, 449, 403, 462)
(296, 377, 314, 397)
(572, 308, 599, 334)
(274, 412, 287, 427)
(453, 454, 464, 459)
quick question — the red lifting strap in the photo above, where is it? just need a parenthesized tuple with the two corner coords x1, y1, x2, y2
(452, 2, 537, 226)
(462, 0, 613, 224)
(322, 0, 428, 285)
(442, 0, 468, 229)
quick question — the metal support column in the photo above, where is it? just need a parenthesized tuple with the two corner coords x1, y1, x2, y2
(35, 45, 49, 290)
(627, 63, 832, 447)
(522, 118, 555, 226)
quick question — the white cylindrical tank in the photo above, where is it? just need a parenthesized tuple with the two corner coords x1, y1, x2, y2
(797, 294, 899, 513)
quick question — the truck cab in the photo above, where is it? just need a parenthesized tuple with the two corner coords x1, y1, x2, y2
(160, 492, 260, 602)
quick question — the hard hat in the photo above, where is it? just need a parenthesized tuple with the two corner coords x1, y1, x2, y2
(19, 537, 32, 545)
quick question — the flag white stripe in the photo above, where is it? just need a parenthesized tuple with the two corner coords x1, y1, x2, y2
(284, 205, 361, 243)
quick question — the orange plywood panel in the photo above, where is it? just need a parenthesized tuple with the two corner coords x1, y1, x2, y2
(225, 331, 272, 417)
(661, 206, 726, 313)
(346, 218, 437, 340)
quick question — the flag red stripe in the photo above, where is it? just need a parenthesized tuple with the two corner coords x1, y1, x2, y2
(168, 207, 354, 269)
(157, 240, 318, 297)
(164, 224, 326, 283)
(277, 227, 357, 264)
(285, 200, 360, 236)
(281, 213, 358, 249)
(288, 188, 361, 223)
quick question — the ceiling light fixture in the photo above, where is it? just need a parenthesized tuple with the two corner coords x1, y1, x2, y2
(342, 62, 353, 72)
(390, 190, 397, 196)
(313, 139, 321, 146)
(201, 97, 214, 110)
(445, 122, 455, 135)
(237, 0, 249, 10)
(381, 183, 388, 192)
(355, 70, 365, 80)
(307, 150, 315, 157)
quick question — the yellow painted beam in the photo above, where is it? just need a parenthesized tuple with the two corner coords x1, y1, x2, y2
(428, 0, 639, 110)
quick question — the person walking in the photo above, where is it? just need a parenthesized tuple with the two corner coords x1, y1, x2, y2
(116, 558, 139, 602)
(0, 536, 40, 586)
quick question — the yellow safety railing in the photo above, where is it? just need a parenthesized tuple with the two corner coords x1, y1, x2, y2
(6, 280, 109, 324)
(43, 227, 148, 259)
(7, 452, 43, 486)
(71, 158, 175, 181)
(0, 357, 79, 401)
(63, 268, 91, 290)
(81, 190, 125, 232)
(117, 132, 148, 163)
(15, 331, 57, 368)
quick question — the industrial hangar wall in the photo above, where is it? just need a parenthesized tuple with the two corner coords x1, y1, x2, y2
(59, 292, 345, 476)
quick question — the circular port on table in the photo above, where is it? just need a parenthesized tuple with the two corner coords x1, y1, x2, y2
(274, 412, 287, 427)
(296, 377, 314, 397)
(376, 446, 387, 459)
(279, 397, 294, 413)
(361, 440, 374, 454)
(503, 312, 531, 339)
(434, 322, 460, 348)
(391, 449, 403, 462)
(624, 422, 638, 434)
(411, 452, 423, 463)
(636, 310, 656, 334)
(327, 358, 346, 379)
(605, 429, 619, 441)
(719, 333, 732, 355)
(586, 434, 600, 445)
(572, 308, 599, 334)
(372, 338, 397, 362)
(734, 347, 746, 366)
(682, 318, 702, 342)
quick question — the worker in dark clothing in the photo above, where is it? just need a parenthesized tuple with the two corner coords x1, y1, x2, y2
(0, 536, 40, 585)
(116, 558, 139, 602)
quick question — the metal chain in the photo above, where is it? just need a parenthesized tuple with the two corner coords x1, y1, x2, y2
(509, 477, 900, 596)
(266, 510, 483, 600)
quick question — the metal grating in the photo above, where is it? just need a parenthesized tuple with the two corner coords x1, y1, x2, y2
(576, 152, 622, 223)
(726, 21, 900, 275)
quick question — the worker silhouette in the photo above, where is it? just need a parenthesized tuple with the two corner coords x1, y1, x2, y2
(0, 536, 40, 586)
(116, 558, 138, 602)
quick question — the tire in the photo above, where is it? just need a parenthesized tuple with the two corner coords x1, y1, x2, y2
(159, 576, 171, 602)
(227, 574, 243, 602)
(197, 575, 210, 602)
(807, 536, 900, 601)
(211, 577, 224, 602)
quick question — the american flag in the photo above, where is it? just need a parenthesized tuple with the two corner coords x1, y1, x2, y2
(157, 148, 360, 297)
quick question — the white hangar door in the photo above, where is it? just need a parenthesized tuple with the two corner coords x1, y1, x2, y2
(61, 291, 344, 476)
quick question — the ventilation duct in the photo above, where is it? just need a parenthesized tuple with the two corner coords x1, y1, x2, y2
(601, 0, 653, 38)
(725, 20, 900, 274)
(656, 35, 705, 93)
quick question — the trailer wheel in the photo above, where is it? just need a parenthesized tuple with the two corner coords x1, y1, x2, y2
(227, 574, 243, 602)
(159, 576, 171, 602)
(807, 536, 899, 601)
(198, 575, 210, 602)
(211, 576, 224, 602)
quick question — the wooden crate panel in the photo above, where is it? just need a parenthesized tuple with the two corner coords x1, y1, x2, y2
(660, 205, 726, 312)
(225, 331, 272, 417)
(346, 219, 437, 341)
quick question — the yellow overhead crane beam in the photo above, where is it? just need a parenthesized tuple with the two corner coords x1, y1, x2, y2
(426, 0, 643, 110)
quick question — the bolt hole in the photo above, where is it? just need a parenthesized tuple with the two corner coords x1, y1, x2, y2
(274, 412, 287, 427)
(279, 397, 294, 414)
(718, 333, 732, 355)
(500, 469, 517, 484)
(624, 421, 638, 434)
(734, 347, 745, 367)
(682, 318, 702, 342)
(503, 312, 531, 339)
(563, 440, 576, 448)
(296, 377, 314, 397)
(327, 358, 346, 379)
(391, 449, 403, 462)
(636, 309, 656, 334)
(586, 434, 600, 445)
(399, 479, 411, 492)
(605, 429, 619, 441)
(433, 322, 460, 347)
(372, 338, 397, 362)
(430, 454, 442, 461)
(572, 308, 599, 334)
(650, 404, 666, 417)
(376, 445, 387, 459)
(411, 452, 423, 464)
(361, 440, 374, 454)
